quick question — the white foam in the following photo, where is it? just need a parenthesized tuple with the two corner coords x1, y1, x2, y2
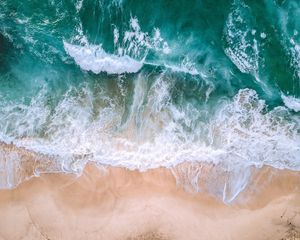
(114, 17, 171, 59)
(0, 88, 50, 138)
(64, 17, 171, 75)
(224, 48, 253, 74)
(260, 32, 267, 39)
(2, 84, 299, 172)
(224, 1, 259, 74)
(0, 77, 299, 200)
(274, 2, 300, 79)
(163, 64, 199, 75)
(282, 94, 300, 112)
(291, 43, 300, 78)
(75, 0, 83, 12)
(64, 41, 143, 74)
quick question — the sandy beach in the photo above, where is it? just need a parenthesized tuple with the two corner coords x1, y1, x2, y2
(1, 0, 300, 239)
(0, 160, 300, 240)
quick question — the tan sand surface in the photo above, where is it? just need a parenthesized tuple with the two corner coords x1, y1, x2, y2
(0, 163, 299, 240)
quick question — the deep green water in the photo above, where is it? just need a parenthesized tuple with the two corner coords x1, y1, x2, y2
(0, 0, 299, 200)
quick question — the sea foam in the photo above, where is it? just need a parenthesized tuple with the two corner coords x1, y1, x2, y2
(282, 94, 300, 112)
(0, 79, 299, 202)
(63, 41, 143, 74)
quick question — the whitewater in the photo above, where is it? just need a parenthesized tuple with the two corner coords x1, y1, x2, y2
(0, 0, 300, 203)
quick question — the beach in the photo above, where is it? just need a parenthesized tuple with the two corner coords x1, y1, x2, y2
(1, 1, 300, 239)
(0, 162, 300, 240)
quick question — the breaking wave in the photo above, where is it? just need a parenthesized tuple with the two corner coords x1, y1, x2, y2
(0, 0, 300, 203)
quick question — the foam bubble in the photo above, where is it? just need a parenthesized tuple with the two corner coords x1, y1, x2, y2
(260, 32, 267, 39)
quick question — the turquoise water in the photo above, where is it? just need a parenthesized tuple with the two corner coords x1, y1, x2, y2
(0, 0, 300, 200)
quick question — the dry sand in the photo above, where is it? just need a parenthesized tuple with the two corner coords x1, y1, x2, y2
(0, 143, 300, 240)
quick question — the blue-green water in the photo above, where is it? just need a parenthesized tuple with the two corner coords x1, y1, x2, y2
(0, 0, 300, 201)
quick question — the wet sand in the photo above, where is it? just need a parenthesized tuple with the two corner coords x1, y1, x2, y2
(0, 163, 300, 240)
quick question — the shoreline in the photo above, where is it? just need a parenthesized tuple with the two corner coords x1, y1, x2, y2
(0, 164, 300, 240)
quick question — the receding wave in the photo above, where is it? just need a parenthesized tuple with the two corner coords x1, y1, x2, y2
(0, 80, 299, 202)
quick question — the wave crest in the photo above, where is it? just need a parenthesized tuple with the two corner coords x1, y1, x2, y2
(63, 41, 143, 74)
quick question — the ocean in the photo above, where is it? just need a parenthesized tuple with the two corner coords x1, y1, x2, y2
(0, 0, 299, 203)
